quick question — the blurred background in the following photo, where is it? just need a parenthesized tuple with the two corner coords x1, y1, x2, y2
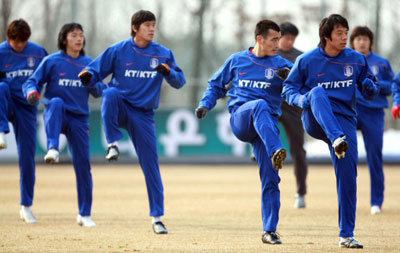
(1, 0, 399, 163)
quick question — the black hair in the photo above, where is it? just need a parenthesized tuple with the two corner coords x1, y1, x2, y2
(280, 22, 299, 36)
(254, 19, 280, 41)
(57, 23, 85, 55)
(318, 14, 349, 48)
(131, 10, 156, 37)
(7, 19, 31, 41)
(350, 26, 374, 51)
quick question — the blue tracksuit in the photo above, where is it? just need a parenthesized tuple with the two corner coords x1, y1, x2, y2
(392, 72, 400, 106)
(283, 47, 378, 237)
(23, 51, 105, 216)
(85, 38, 186, 217)
(199, 48, 293, 232)
(0, 40, 47, 207)
(356, 52, 394, 208)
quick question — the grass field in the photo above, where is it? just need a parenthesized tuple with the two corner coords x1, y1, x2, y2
(1, 164, 400, 252)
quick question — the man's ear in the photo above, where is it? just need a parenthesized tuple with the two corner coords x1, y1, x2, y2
(256, 35, 263, 43)
(132, 24, 138, 33)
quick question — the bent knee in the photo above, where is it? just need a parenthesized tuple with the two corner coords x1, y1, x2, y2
(309, 86, 326, 98)
(103, 87, 120, 99)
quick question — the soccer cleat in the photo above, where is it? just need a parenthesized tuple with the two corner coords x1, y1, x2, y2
(77, 215, 96, 227)
(106, 145, 119, 162)
(371, 205, 382, 215)
(339, 237, 363, 248)
(262, 231, 282, 244)
(44, 148, 59, 164)
(19, 206, 38, 224)
(152, 221, 168, 234)
(294, 194, 306, 209)
(332, 136, 348, 159)
(0, 133, 6, 150)
(271, 148, 287, 170)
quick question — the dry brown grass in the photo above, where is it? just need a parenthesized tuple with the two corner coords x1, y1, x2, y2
(1, 164, 400, 252)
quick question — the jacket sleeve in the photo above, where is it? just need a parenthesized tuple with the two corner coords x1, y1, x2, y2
(378, 59, 395, 96)
(282, 57, 307, 108)
(22, 57, 50, 97)
(164, 50, 186, 89)
(85, 46, 117, 84)
(392, 72, 400, 106)
(198, 56, 233, 110)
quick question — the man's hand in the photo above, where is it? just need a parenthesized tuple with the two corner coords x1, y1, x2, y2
(392, 105, 400, 120)
(27, 91, 40, 105)
(78, 70, 92, 85)
(195, 106, 209, 119)
(275, 67, 290, 80)
(0, 71, 5, 79)
(362, 78, 379, 95)
(155, 63, 170, 76)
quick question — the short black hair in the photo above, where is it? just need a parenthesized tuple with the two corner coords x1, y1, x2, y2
(57, 23, 85, 55)
(350, 26, 374, 51)
(280, 22, 299, 36)
(131, 10, 156, 37)
(318, 14, 349, 48)
(254, 19, 280, 41)
(7, 19, 31, 41)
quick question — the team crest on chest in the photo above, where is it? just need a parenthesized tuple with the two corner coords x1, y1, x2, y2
(27, 57, 35, 68)
(265, 68, 274, 79)
(344, 65, 353, 77)
(150, 58, 159, 69)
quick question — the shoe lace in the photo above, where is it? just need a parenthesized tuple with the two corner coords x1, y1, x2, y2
(154, 221, 166, 228)
(267, 231, 281, 240)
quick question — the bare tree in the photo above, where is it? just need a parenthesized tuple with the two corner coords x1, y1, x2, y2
(235, 0, 249, 51)
(190, 0, 211, 106)
(0, 0, 12, 41)
(42, 0, 64, 52)
(85, 0, 97, 57)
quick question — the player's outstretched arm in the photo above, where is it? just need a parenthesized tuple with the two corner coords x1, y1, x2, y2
(162, 51, 186, 89)
(22, 58, 49, 105)
(391, 73, 400, 120)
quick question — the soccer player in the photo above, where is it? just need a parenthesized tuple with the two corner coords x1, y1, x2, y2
(23, 23, 105, 227)
(277, 22, 308, 209)
(392, 74, 400, 120)
(78, 10, 186, 234)
(0, 19, 47, 223)
(282, 14, 379, 248)
(350, 26, 394, 215)
(195, 20, 292, 245)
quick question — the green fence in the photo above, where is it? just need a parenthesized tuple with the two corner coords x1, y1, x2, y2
(31, 108, 289, 162)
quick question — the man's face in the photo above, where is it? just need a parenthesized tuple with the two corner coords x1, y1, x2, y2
(258, 29, 280, 56)
(133, 21, 156, 42)
(66, 29, 84, 53)
(9, 39, 28, 52)
(326, 25, 348, 51)
(279, 34, 297, 52)
(353, 35, 371, 55)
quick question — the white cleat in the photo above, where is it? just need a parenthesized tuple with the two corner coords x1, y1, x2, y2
(152, 221, 168, 234)
(105, 145, 119, 162)
(44, 148, 59, 164)
(294, 194, 306, 209)
(371, 205, 382, 215)
(339, 237, 363, 248)
(332, 136, 348, 159)
(77, 215, 96, 227)
(0, 133, 7, 150)
(19, 206, 38, 224)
